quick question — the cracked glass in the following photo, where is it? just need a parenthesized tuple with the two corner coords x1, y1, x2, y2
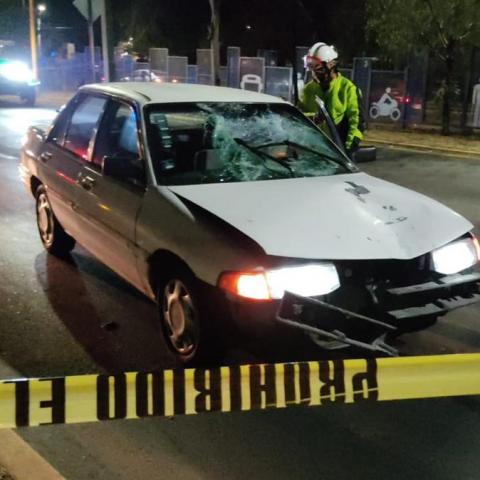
(145, 102, 355, 185)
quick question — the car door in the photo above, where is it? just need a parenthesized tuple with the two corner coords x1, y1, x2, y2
(73, 98, 146, 291)
(38, 93, 108, 239)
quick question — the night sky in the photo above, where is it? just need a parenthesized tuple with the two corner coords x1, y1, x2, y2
(3, 0, 369, 65)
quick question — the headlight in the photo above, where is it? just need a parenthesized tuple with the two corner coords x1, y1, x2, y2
(218, 263, 340, 300)
(0, 61, 35, 83)
(431, 236, 480, 275)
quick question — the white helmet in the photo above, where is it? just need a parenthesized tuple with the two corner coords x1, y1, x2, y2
(305, 42, 338, 67)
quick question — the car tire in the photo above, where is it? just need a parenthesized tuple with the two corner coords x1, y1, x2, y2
(35, 185, 75, 256)
(156, 267, 221, 365)
(21, 88, 36, 107)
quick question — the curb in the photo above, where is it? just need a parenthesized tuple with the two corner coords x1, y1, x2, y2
(36, 91, 75, 110)
(366, 138, 480, 159)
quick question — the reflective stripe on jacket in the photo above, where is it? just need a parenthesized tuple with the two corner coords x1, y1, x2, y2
(299, 73, 364, 149)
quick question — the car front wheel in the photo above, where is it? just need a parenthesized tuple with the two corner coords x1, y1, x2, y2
(157, 268, 220, 365)
(36, 186, 75, 256)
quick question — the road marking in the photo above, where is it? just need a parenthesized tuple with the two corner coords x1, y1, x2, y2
(0, 359, 65, 479)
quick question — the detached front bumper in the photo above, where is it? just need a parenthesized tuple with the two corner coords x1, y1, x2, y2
(277, 271, 480, 356)
(382, 272, 480, 321)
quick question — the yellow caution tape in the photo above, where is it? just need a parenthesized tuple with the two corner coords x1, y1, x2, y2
(1, 353, 480, 428)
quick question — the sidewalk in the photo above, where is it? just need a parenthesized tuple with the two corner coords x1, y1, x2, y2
(365, 126, 480, 158)
(36, 90, 75, 110)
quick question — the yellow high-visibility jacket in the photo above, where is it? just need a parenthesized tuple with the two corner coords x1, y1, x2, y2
(299, 73, 364, 149)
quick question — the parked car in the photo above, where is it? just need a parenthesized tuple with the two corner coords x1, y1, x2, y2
(122, 69, 163, 83)
(0, 58, 39, 106)
(20, 82, 480, 363)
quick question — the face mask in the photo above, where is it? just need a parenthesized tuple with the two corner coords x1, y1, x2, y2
(311, 64, 331, 88)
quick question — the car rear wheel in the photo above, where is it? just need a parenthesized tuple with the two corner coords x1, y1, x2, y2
(36, 186, 75, 256)
(156, 268, 220, 365)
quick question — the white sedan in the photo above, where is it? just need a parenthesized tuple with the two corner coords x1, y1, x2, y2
(20, 82, 480, 363)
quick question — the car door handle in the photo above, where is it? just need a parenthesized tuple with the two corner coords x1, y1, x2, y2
(79, 176, 96, 191)
(39, 151, 52, 162)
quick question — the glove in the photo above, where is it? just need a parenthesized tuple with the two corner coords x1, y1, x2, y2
(346, 137, 360, 159)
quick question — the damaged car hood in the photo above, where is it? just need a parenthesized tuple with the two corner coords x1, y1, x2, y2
(167, 172, 473, 260)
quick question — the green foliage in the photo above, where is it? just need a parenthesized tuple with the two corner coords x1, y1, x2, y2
(0, 0, 28, 46)
(366, 0, 480, 59)
(433, 80, 461, 105)
(367, 0, 480, 133)
(111, 0, 211, 58)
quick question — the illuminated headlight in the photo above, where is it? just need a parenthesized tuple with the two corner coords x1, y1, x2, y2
(266, 264, 340, 298)
(219, 263, 340, 300)
(0, 61, 35, 83)
(431, 237, 480, 275)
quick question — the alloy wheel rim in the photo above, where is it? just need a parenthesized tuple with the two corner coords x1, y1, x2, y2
(162, 279, 197, 356)
(37, 194, 54, 246)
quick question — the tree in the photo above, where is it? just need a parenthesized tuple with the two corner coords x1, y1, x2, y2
(366, 0, 480, 134)
(111, 0, 210, 59)
(0, 0, 28, 47)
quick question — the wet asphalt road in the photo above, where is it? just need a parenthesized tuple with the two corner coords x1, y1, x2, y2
(1, 103, 480, 479)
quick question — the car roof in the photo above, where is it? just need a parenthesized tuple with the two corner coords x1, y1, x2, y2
(81, 82, 288, 105)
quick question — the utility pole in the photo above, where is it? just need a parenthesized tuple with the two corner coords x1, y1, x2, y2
(28, 0, 38, 79)
(100, 0, 110, 81)
(87, 0, 96, 82)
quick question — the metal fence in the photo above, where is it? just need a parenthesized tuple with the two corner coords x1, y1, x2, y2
(36, 50, 410, 119)
(38, 47, 479, 130)
(39, 54, 103, 90)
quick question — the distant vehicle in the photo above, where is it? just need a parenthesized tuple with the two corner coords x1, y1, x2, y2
(20, 82, 480, 364)
(122, 69, 163, 83)
(0, 59, 39, 106)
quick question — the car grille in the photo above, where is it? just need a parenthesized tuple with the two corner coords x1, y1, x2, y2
(336, 254, 431, 288)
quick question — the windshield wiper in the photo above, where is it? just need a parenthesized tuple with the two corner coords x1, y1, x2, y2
(254, 140, 354, 170)
(233, 137, 295, 177)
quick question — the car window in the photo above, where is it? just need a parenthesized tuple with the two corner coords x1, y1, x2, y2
(93, 101, 140, 165)
(48, 105, 72, 145)
(92, 101, 145, 187)
(145, 102, 357, 186)
(64, 95, 107, 160)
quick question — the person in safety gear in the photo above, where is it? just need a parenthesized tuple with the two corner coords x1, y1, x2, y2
(299, 42, 364, 156)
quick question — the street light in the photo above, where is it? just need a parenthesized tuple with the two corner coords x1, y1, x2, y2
(37, 4, 47, 58)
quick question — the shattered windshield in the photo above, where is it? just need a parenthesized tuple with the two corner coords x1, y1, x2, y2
(145, 102, 356, 185)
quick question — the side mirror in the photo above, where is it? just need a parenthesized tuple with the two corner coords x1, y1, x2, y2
(352, 146, 377, 163)
(102, 155, 145, 184)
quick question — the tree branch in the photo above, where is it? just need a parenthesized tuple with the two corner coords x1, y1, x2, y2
(423, 0, 448, 48)
(457, 22, 474, 41)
